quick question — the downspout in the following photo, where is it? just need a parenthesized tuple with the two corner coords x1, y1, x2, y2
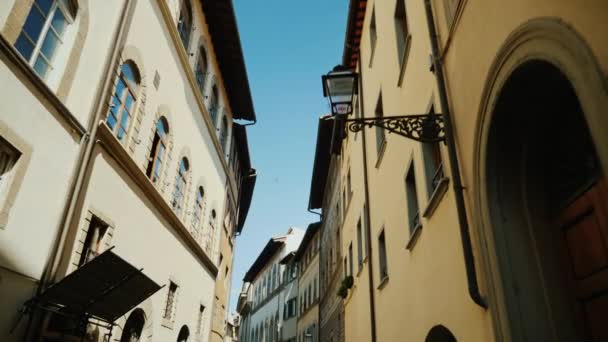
(423, 0, 487, 309)
(357, 58, 378, 342)
(43, 0, 138, 285)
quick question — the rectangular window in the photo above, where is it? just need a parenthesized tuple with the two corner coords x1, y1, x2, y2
(14, 0, 70, 79)
(394, 0, 410, 61)
(356, 218, 364, 269)
(164, 281, 178, 320)
(78, 216, 109, 267)
(347, 169, 352, 198)
(406, 163, 421, 235)
(422, 106, 444, 195)
(378, 230, 388, 280)
(348, 243, 354, 277)
(343, 257, 348, 280)
(375, 93, 385, 154)
(369, 7, 377, 65)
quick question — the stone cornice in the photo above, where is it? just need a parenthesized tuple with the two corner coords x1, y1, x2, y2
(97, 123, 218, 278)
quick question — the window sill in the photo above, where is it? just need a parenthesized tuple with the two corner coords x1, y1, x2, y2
(377, 275, 389, 290)
(397, 35, 412, 87)
(423, 177, 450, 219)
(406, 223, 423, 251)
(375, 139, 387, 169)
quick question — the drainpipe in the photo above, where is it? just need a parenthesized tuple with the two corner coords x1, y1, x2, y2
(423, 0, 487, 309)
(357, 58, 378, 342)
(43, 0, 138, 286)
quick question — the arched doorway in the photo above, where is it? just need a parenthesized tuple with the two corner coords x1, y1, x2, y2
(120, 309, 146, 342)
(485, 59, 608, 341)
(426, 325, 457, 342)
(177, 325, 190, 342)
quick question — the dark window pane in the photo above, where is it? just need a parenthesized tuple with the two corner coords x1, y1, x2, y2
(35, 0, 53, 14)
(50, 9, 67, 36)
(33, 57, 49, 78)
(106, 112, 117, 130)
(40, 30, 60, 61)
(22, 8, 45, 42)
(15, 34, 35, 61)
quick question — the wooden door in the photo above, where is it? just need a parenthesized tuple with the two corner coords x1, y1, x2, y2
(555, 178, 608, 341)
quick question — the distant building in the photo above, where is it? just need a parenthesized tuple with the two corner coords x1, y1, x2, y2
(0, 0, 255, 341)
(293, 223, 321, 342)
(308, 117, 345, 342)
(238, 228, 304, 342)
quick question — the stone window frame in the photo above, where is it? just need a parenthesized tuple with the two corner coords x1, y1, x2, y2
(171, 147, 193, 221)
(142, 105, 174, 194)
(2, 0, 90, 100)
(105, 45, 147, 155)
(0, 122, 32, 229)
(161, 276, 181, 329)
(190, 178, 208, 243)
(193, 38, 210, 96)
(69, 207, 116, 272)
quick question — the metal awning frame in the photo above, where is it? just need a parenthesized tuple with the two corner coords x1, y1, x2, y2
(11, 247, 164, 342)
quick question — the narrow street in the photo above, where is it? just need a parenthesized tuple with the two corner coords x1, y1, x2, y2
(0, 1, 607, 341)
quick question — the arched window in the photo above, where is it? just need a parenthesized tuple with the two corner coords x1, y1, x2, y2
(219, 115, 229, 153)
(120, 309, 146, 342)
(177, 0, 192, 50)
(172, 158, 190, 215)
(426, 325, 457, 342)
(209, 85, 219, 125)
(146, 117, 169, 183)
(107, 62, 141, 143)
(195, 45, 208, 94)
(192, 186, 204, 232)
(209, 209, 216, 230)
(177, 325, 190, 342)
(14, 0, 71, 79)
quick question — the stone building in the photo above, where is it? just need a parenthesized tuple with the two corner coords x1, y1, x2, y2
(0, 0, 255, 341)
(293, 223, 320, 342)
(238, 228, 304, 342)
(308, 117, 345, 342)
(314, 0, 608, 341)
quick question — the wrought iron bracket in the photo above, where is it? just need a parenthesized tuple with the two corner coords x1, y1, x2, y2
(341, 114, 445, 143)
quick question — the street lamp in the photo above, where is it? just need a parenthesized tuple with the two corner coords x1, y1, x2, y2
(321, 65, 445, 143)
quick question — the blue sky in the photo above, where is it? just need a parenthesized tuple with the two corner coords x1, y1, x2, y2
(229, 0, 349, 312)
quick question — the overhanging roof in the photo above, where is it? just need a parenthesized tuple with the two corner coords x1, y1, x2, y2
(199, 0, 256, 121)
(293, 222, 321, 262)
(343, 0, 368, 69)
(279, 252, 295, 265)
(243, 236, 286, 282)
(308, 116, 334, 210)
(35, 249, 161, 323)
(233, 123, 256, 233)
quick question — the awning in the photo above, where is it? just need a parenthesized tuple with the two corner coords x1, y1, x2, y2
(35, 249, 161, 323)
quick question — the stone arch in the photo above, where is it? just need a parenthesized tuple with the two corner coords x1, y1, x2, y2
(426, 325, 457, 342)
(191, 176, 209, 239)
(193, 36, 211, 93)
(116, 45, 147, 154)
(472, 18, 608, 341)
(143, 104, 175, 194)
(116, 303, 154, 342)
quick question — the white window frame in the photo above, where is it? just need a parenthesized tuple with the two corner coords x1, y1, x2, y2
(17, 0, 73, 79)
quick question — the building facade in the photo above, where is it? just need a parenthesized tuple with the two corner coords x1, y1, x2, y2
(277, 252, 298, 342)
(308, 117, 345, 342)
(293, 223, 320, 342)
(312, 0, 608, 341)
(0, 0, 256, 341)
(239, 228, 304, 342)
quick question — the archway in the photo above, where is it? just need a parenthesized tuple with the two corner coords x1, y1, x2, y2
(120, 309, 146, 342)
(177, 325, 190, 342)
(484, 59, 608, 341)
(425, 325, 456, 342)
